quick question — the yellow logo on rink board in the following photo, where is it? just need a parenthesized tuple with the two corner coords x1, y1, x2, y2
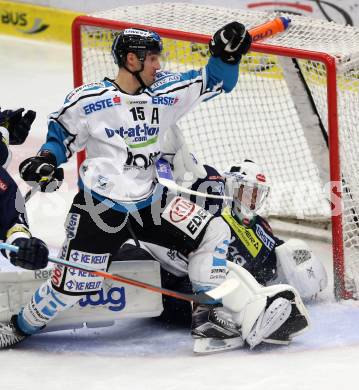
(222, 208, 262, 257)
(0, 0, 81, 43)
(2, 0, 355, 93)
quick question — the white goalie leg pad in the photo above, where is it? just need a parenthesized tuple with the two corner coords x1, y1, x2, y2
(273, 239, 328, 299)
(244, 296, 292, 348)
(222, 262, 310, 348)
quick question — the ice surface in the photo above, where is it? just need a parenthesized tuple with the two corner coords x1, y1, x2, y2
(1, 34, 359, 390)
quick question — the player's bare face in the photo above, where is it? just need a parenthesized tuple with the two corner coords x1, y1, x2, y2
(140, 53, 161, 86)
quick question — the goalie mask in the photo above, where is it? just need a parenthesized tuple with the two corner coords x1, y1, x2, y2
(223, 160, 269, 224)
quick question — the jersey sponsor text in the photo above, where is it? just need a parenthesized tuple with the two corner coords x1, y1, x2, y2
(83, 96, 121, 115)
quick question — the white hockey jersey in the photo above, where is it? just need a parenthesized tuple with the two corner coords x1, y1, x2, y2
(41, 57, 238, 205)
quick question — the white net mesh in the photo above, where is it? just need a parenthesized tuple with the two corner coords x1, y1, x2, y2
(74, 3, 359, 298)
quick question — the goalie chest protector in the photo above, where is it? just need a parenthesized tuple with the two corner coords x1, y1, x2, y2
(222, 211, 282, 285)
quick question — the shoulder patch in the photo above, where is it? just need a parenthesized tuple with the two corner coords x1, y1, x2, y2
(151, 73, 182, 90)
(162, 196, 212, 240)
(65, 82, 106, 102)
(154, 71, 172, 79)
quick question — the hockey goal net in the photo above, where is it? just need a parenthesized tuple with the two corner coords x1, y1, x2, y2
(72, 3, 359, 300)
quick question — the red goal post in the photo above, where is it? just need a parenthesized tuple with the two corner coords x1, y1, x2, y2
(71, 12, 348, 299)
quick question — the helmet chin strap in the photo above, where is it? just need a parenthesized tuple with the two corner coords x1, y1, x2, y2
(123, 62, 147, 90)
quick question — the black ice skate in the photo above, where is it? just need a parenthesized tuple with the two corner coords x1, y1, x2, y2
(191, 304, 244, 354)
(0, 315, 29, 349)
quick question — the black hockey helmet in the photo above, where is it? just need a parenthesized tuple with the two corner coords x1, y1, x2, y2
(111, 28, 163, 66)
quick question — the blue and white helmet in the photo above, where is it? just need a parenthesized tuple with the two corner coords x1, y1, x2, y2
(223, 159, 270, 223)
(112, 28, 163, 66)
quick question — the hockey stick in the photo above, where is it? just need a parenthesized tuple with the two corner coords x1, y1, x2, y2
(156, 158, 232, 200)
(24, 182, 45, 202)
(249, 16, 291, 42)
(0, 242, 238, 304)
(24, 167, 55, 203)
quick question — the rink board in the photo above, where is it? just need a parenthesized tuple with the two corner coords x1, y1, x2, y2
(0, 260, 164, 332)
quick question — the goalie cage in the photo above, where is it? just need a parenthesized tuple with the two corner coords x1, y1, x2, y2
(71, 3, 359, 300)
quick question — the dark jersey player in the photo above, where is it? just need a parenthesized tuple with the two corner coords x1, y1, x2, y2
(0, 108, 49, 271)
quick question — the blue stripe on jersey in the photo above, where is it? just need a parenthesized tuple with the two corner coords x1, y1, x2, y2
(79, 180, 165, 213)
(212, 257, 227, 266)
(103, 79, 114, 88)
(206, 57, 239, 93)
(40, 120, 70, 165)
(150, 57, 238, 94)
(214, 245, 227, 255)
(150, 69, 202, 92)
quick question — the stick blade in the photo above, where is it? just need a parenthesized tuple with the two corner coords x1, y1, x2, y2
(205, 278, 240, 300)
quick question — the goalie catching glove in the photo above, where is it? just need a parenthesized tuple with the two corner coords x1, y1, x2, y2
(209, 21, 252, 64)
(19, 151, 64, 192)
(273, 239, 328, 300)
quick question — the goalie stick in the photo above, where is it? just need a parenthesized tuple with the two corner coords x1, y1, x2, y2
(155, 158, 232, 200)
(0, 242, 239, 304)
